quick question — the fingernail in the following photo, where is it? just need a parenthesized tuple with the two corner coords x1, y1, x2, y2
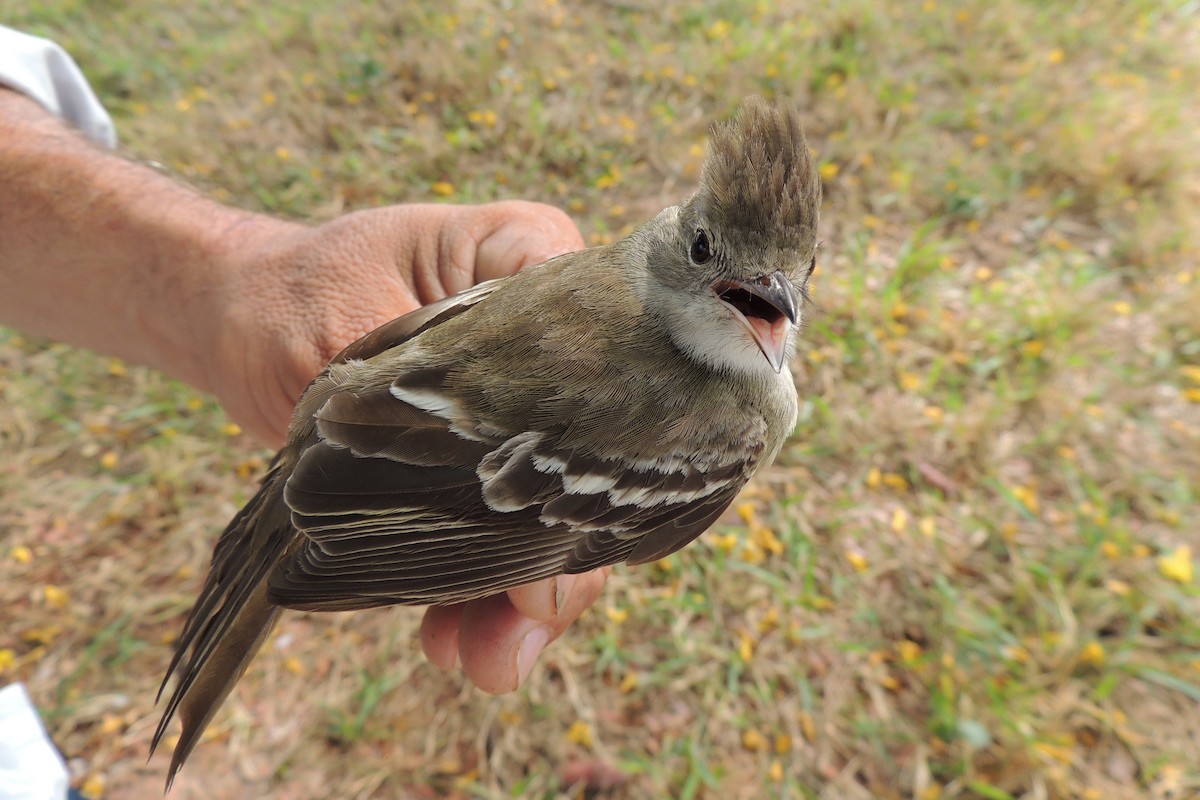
(517, 626, 551, 686)
(553, 573, 576, 615)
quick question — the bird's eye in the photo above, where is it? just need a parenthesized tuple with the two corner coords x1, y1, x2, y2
(689, 229, 713, 265)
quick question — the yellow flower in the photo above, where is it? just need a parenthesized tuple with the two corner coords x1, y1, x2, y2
(1047, 49, 1065, 65)
(891, 507, 909, 534)
(605, 606, 628, 625)
(1111, 301, 1132, 316)
(80, 775, 105, 798)
(1033, 740, 1074, 764)
(706, 19, 732, 40)
(774, 734, 793, 754)
(845, 550, 868, 573)
(739, 541, 766, 565)
(896, 640, 923, 663)
(798, 711, 816, 742)
(9, 545, 32, 564)
(219, 422, 242, 437)
(99, 451, 119, 470)
(757, 605, 780, 635)
(712, 532, 738, 554)
(619, 672, 638, 693)
(1158, 545, 1194, 584)
(43, 585, 68, 609)
(566, 720, 593, 748)
(235, 458, 264, 479)
(431, 181, 455, 197)
(1011, 485, 1040, 515)
(918, 517, 936, 539)
(1003, 644, 1029, 664)
(22, 625, 62, 645)
(1079, 641, 1105, 666)
(742, 728, 767, 751)
(753, 526, 784, 556)
(738, 631, 755, 662)
(866, 467, 882, 489)
(768, 759, 784, 781)
(818, 162, 840, 181)
(0, 649, 15, 673)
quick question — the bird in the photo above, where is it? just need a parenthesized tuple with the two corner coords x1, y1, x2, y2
(151, 95, 822, 788)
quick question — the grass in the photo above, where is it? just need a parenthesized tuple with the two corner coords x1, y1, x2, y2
(2, 0, 1199, 798)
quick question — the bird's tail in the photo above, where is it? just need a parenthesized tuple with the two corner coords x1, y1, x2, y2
(151, 468, 294, 791)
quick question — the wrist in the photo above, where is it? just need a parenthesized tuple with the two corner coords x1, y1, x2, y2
(147, 207, 303, 396)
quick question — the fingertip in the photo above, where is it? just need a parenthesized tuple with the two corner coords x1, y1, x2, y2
(507, 574, 576, 622)
(457, 592, 529, 695)
(419, 603, 464, 671)
(545, 569, 608, 636)
(516, 625, 551, 686)
(452, 569, 612, 695)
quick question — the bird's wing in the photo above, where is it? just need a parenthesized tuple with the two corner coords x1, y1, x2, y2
(331, 279, 503, 365)
(267, 382, 753, 610)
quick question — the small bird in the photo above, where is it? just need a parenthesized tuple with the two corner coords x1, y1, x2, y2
(151, 96, 821, 787)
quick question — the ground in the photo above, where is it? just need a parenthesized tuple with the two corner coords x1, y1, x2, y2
(2, 1, 1198, 798)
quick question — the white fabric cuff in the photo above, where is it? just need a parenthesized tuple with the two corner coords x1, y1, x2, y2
(0, 683, 69, 800)
(0, 25, 117, 148)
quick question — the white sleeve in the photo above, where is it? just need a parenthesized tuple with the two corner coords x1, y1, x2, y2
(0, 683, 69, 800)
(0, 25, 117, 148)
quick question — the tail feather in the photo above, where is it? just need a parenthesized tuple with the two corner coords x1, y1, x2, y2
(152, 471, 294, 791)
(162, 585, 280, 790)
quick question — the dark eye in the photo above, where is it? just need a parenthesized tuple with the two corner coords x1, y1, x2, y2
(689, 229, 713, 265)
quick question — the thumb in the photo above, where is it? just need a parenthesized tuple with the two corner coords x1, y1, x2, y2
(471, 201, 585, 283)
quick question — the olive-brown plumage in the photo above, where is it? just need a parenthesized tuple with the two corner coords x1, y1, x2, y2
(152, 96, 822, 788)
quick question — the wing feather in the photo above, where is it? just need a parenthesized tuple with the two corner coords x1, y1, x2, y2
(267, 372, 754, 608)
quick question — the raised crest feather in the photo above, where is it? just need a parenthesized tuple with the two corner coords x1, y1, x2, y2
(693, 96, 822, 254)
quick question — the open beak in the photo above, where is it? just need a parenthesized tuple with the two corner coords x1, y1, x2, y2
(712, 270, 799, 373)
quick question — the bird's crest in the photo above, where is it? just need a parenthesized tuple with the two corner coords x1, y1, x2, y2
(694, 96, 821, 250)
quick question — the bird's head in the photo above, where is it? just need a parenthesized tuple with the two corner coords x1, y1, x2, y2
(637, 97, 822, 377)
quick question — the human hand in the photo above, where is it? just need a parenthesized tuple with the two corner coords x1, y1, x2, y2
(207, 200, 606, 693)
(206, 200, 585, 447)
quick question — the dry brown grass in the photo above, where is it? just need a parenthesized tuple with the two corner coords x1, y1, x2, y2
(3, 1, 1199, 798)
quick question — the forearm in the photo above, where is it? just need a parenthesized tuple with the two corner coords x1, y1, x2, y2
(0, 88, 297, 395)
